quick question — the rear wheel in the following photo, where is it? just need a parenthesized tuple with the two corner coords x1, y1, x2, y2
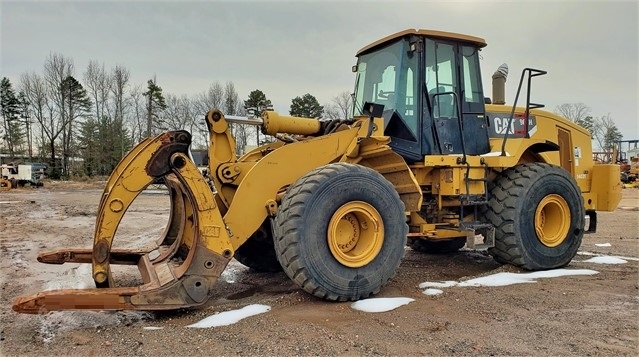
(407, 238, 466, 254)
(483, 163, 584, 270)
(273, 163, 407, 301)
(234, 219, 282, 272)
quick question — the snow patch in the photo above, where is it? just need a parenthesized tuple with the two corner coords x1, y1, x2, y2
(418, 281, 457, 289)
(350, 297, 414, 313)
(186, 304, 271, 328)
(578, 251, 639, 261)
(456, 269, 598, 287)
(583, 256, 627, 264)
(418, 268, 599, 294)
(577, 251, 597, 256)
(220, 259, 249, 283)
(422, 288, 444, 296)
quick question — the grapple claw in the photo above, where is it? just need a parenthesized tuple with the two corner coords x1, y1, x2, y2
(13, 131, 234, 314)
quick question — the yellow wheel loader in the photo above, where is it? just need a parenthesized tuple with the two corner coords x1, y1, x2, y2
(1, 164, 16, 190)
(13, 29, 622, 314)
(0, 177, 12, 191)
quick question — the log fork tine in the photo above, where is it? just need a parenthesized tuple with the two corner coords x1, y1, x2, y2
(12, 131, 234, 314)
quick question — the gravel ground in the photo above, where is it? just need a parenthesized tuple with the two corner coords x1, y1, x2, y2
(1, 182, 637, 356)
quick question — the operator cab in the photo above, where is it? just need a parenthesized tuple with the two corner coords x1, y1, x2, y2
(353, 29, 490, 162)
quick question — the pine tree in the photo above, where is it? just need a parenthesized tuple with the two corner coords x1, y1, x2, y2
(60, 75, 92, 176)
(290, 93, 324, 118)
(143, 78, 167, 136)
(603, 126, 623, 152)
(77, 117, 99, 176)
(243, 89, 272, 116)
(244, 89, 273, 145)
(0, 77, 25, 159)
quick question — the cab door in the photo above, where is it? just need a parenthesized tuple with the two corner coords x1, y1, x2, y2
(424, 39, 489, 155)
(459, 44, 490, 155)
(425, 39, 463, 154)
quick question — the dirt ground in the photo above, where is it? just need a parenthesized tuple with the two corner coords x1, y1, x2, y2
(1, 182, 638, 356)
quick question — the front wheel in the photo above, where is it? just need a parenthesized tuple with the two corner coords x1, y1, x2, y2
(273, 163, 407, 301)
(483, 163, 584, 270)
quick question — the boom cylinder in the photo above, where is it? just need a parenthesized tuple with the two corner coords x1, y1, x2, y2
(262, 111, 322, 136)
(208, 110, 322, 136)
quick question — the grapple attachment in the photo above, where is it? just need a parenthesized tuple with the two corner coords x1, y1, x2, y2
(13, 131, 234, 314)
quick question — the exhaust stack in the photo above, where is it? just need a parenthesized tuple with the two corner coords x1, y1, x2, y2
(492, 63, 509, 105)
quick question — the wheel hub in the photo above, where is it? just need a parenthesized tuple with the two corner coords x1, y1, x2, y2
(535, 194, 571, 247)
(328, 201, 384, 267)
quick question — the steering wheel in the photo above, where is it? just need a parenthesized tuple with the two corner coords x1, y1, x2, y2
(377, 90, 394, 99)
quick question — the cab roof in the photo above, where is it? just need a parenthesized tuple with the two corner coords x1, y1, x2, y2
(356, 29, 487, 56)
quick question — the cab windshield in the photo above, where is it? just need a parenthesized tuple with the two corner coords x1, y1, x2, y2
(353, 39, 418, 138)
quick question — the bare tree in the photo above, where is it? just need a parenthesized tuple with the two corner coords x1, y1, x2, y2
(84, 60, 112, 173)
(593, 114, 622, 151)
(42, 53, 74, 177)
(110, 65, 130, 157)
(232, 106, 251, 155)
(336, 91, 354, 119)
(84, 60, 111, 123)
(324, 91, 354, 119)
(190, 82, 226, 149)
(555, 103, 591, 122)
(222, 81, 250, 155)
(162, 94, 195, 131)
(193, 82, 224, 115)
(20, 72, 50, 162)
(17, 92, 34, 159)
(111, 66, 129, 121)
(129, 85, 146, 142)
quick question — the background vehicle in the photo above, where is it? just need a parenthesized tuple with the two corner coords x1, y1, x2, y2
(0, 174, 10, 191)
(0, 164, 45, 189)
(593, 140, 638, 188)
(13, 29, 621, 314)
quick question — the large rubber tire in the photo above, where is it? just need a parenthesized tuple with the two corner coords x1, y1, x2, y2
(273, 163, 407, 301)
(407, 238, 466, 254)
(233, 219, 283, 272)
(483, 163, 584, 270)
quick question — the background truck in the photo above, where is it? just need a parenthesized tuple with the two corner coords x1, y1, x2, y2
(0, 164, 45, 189)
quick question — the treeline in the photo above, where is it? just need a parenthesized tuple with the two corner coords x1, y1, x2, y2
(554, 103, 623, 151)
(0, 53, 354, 178)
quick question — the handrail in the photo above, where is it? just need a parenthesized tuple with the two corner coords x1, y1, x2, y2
(500, 68, 547, 156)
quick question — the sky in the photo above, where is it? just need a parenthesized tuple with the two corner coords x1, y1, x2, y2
(1, 0, 637, 139)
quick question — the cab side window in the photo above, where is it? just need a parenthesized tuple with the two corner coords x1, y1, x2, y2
(425, 39, 458, 119)
(460, 45, 484, 113)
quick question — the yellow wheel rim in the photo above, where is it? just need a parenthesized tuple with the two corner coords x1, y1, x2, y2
(535, 194, 571, 247)
(328, 201, 384, 268)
